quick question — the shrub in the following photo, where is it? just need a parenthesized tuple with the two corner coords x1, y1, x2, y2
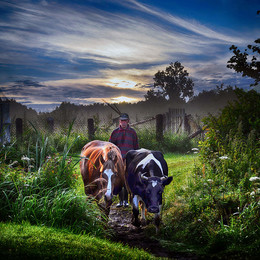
(137, 127, 196, 153)
(39, 154, 77, 189)
(0, 163, 107, 237)
(161, 89, 260, 256)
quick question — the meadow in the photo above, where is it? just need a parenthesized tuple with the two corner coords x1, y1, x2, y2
(0, 147, 196, 259)
(0, 89, 259, 259)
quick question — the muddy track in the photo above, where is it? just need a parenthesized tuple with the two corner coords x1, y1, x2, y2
(108, 204, 197, 259)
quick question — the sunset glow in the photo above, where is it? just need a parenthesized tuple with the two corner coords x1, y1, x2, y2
(111, 96, 138, 103)
(108, 78, 137, 89)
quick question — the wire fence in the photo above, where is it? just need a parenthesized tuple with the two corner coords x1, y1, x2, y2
(7, 108, 203, 143)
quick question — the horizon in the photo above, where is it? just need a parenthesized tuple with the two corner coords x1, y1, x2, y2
(0, 0, 259, 112)
(1, 85, 251, 115)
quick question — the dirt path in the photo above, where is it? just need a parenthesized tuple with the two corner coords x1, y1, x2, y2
(108, 204, 197, 259)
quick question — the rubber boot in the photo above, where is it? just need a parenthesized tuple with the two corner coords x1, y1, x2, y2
(123, 187, 129, 207)
(116, 189, 124, 207)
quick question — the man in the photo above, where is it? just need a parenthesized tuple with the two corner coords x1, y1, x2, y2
(109, 113, 139, 207)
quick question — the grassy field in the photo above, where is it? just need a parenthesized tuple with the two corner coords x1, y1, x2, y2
(0, 222, 155, 260)
(0, 153, 197, 259)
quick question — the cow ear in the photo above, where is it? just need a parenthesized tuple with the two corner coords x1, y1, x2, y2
(163, 176, 173, 186)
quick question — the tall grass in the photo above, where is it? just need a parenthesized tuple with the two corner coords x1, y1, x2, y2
(159, 90, 260, 258)
(136, 127, 196, 153)
(0, 121, 108, 237)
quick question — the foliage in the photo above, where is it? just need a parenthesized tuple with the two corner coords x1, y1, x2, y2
(136, 127, 196, 153)
(160, 89, 260, 257)
(0, 162, 107, 238)
(227, 38, 260, 86)
(0, 122, 108, 237)
(202, 88, 260, 143)
(39, 154, 78, 189)
(145, 61, 194, 102)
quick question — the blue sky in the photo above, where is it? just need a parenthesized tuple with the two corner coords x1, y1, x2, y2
(0, 0, 259, 112)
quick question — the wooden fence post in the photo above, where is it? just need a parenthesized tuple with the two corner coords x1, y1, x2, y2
(0, 102, 11, 144)
(88, 118, 95, 140)
(16, 118, 23, 140)
(156, 114, 163, 142)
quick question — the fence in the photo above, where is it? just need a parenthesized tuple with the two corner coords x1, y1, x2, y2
(0, 102, 11, 144)
(130, 108, 201, 138)
(163, 108, 185, 134)
(2, 107, 202, 143)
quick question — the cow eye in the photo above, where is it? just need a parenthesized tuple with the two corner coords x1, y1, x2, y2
(158, 191, 162, 194)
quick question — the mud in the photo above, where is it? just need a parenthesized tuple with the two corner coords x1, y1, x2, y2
(108, 204, 198, 259)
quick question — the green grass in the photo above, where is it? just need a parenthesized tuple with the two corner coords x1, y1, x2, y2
(163, 153, 198, 209)
(0, 222, 155, 260)
(0, 152, 197, 259)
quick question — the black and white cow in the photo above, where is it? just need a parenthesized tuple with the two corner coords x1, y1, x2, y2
(125, 148, 172, 232)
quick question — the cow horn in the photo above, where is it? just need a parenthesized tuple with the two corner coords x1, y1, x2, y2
(140, 172, 149, 181)
(160, 175, 168, 181)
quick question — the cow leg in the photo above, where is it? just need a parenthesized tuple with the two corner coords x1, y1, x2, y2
(132, 195, 141, 227)
(154, 205, 162, 234)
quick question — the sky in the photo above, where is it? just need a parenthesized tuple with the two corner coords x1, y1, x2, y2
(0, 0, 259, 112)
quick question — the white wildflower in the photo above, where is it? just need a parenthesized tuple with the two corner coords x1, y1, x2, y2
(21, 156, 30, 161)
(192, 148, 199, 151)
(219, 156, 229, 160)
(250, 191, 255, 197)
(249, 176, 260, 182)
(207, 179, 213, 183)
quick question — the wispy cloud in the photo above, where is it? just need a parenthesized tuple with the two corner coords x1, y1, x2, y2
(123, 0, 246, 44)
(0, 0, 242, 67)
(0, 0, 257, 111)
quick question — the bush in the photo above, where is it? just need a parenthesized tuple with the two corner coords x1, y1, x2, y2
(161, 89, 260, 256)
(0, 163, 107, 237)
(0, 121, 108, 237)
(137, 127, 196, 153)
(39, 154, 77, 189)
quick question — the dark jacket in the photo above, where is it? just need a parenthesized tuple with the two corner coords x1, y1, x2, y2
(109, 125, 139, 158)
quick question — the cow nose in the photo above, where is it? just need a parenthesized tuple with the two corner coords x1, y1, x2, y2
(148, 206, 159, 213)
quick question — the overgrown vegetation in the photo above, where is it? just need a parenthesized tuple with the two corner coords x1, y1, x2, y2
(0, 123, 107, 238)
(161, 89, 260, 257)
(1, 88, 259, 258)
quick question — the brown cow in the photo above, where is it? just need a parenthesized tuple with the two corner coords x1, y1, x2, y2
(80, 140, 125, 215)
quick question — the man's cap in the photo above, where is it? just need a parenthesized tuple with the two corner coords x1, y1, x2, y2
(119, 113, 129, 120)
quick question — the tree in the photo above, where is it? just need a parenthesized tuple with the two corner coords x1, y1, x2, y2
(227, 38, 260, 86)
(145, 61, 194, 102)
